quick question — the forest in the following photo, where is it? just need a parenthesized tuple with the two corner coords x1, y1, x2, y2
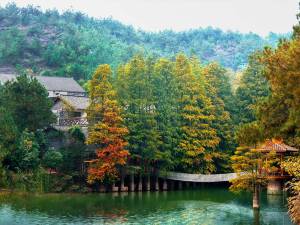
(0, 3, 288, 80)
(0, 3, 299, 224)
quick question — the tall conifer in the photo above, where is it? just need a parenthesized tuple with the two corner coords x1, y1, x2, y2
(202, 62, 235, 152)
(116, 56, 161, 173)
(174, 54, 219, 173)
(153, 58, 179, 171)
(87, 64, 129, 183)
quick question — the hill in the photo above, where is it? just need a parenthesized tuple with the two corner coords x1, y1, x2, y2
(0, 3, 289, 80)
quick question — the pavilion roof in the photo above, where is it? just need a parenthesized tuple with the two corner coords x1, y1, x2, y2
(257, 139, 298, 153)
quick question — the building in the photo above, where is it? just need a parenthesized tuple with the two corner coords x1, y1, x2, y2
(0, 74, 86, 97)
(52, 95, 89, 130)
(36, 76, 86, 98)
(0, 74, 89, 130)
(256, 139, 299, 194)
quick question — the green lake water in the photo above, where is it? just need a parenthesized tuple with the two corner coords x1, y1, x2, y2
(0, 186, 293, 225)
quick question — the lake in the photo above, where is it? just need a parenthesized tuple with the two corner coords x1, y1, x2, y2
(0, 186, 293, 225)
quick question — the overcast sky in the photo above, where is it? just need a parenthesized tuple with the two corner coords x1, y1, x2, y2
(1, 0, 299, 36)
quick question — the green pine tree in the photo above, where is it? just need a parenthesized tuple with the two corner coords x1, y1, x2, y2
(174, 54, 220, 173)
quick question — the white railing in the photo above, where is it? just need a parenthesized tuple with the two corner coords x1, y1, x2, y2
(56, 117, 88, 127)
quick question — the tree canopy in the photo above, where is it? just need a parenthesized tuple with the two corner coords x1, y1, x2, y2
(87, 64, 129, 183)
(0, 4, 287, 81)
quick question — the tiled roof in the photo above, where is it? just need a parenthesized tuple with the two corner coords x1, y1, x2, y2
(60, 95, 89, 110)
(36, 76, 85, 93)
(257, 139, 298, 153)
(0, 74, 85, 93)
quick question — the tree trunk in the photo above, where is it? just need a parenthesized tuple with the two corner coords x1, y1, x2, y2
(129, 173, 135, 192)
(99, 184, 106, 193)
(138, 174, 143, 191)
(155, 176, 159, 191)
(112, 182, 119, 192)
(120, 172, 128, 192)
(146, 174, 151, 191)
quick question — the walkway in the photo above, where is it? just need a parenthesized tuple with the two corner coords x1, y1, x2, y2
(161, 172, 237, 183)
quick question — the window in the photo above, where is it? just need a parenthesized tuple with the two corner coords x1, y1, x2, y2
(70, 111, 82, 117)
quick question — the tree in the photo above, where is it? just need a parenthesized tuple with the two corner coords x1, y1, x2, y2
(0, 27, 26, 64)
(60, 126, 87, 177)
(0, 107, 18, 158)
(234, 53, 270, 126)
(202, 62, 235, 152)
(87, 64, 129, 183)
(116, 56, 161, 174)
(282, 156, 300, 224)
(230, 147, 265, 210)
(43, 151, 63, 170)
(230, 123, 278, 210)
(0, 107, 19, 183)
(152, 58, 178, 171)
(258, 38, 300, 147)
(174, 54, 219, 173)
(235, 122, 264, 147)
(0, 76, 54, 189)
(2, 74, 55, 132)
(11, 129, 40, 172)
(0, 4, 285, 80)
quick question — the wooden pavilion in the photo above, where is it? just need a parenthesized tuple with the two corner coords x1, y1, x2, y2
(256, 139, 299, 194)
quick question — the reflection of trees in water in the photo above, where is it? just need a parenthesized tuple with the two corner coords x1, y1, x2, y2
(0, 193, 129, 218)
(0, 189, 293, 225)
(267, 194, 284, 206)
(94, 209, 128, 223)
(253, 209, 260, 225)
(0, 190, 249, 217)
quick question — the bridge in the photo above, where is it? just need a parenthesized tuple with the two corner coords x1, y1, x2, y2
(160, 172, 238, 183)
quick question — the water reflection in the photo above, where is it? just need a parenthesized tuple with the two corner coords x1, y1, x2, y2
(266, 193, 286, 206)
(0, 187, 293, 225)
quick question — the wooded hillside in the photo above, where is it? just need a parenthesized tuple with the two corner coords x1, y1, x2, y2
(0, 4, 288, 80)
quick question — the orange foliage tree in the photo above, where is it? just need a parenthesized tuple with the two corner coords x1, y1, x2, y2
(86, 64, 129, 183)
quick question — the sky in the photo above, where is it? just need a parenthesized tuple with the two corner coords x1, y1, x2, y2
(1, 0, 299, 36)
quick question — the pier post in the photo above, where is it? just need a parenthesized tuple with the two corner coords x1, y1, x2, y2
(186, 182, 190, 189)
(193, 182, 197, 189)
(112, 182, 119, 192)
(163, 179, 168, 191)
(170, 180, 175, 190)
(178, 181, 182, 190)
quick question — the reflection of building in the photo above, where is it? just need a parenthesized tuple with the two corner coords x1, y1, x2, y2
(256, 139, 299, 194)
(0, 74, 89, 130)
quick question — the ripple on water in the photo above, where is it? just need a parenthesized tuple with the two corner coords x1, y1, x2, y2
(120, 200, 253, 225)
